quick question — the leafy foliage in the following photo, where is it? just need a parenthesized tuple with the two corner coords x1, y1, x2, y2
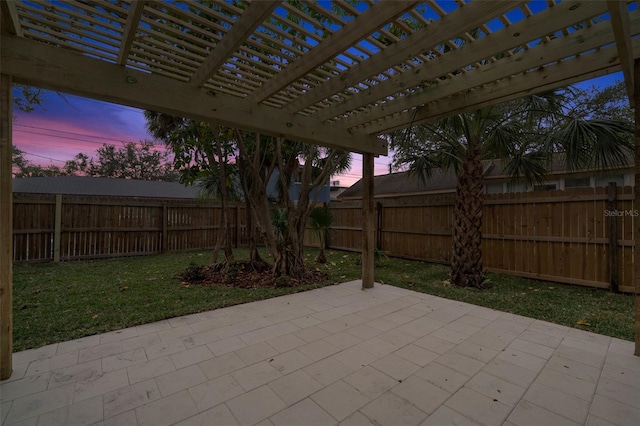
(12, 142, 177, 181)
(12, 146, 68, 178)
(64, 141, 178, 181)
(12, 85, 44, 113)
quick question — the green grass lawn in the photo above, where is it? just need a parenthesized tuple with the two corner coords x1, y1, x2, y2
(12, 249, 634, 351)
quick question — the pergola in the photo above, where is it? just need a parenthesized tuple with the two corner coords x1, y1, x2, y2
(1, 0, 639, 380)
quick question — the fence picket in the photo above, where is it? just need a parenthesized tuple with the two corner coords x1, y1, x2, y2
(12, 188, 633, 292)
(331, 187, 633, 292)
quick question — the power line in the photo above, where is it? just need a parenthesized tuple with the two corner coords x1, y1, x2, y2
(21, 151, 66, 164)
(13, 130, 165, 150)
(14, 129, 130, 146)
(13, 123, 149, 143)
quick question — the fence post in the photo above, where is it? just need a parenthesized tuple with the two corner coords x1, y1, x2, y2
(634, 58, 640, 356)
(1, 73, 13, 379)
(161, 203, 168, 253)
(362, 153, 375, 289)
(53, 194, 62, 262)
(607, 182, 619, 293)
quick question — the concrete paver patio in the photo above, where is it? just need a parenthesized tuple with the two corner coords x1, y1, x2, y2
(1, 280, 639, 426)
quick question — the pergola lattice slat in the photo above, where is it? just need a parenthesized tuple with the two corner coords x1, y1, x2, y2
(190, 0, 280, 88)
(365, 37, 640, 134)
(316, 0, 611, 125)
(7, 0, 634, 140)
(250, 0, 421, 103)
(1, 34, 387, 155)
(1, 1, 23, 37)
(339, 10, 640, 130)
(117, 0, 146, 65)
(285, 0, 525, 115)
(608, 0, 636, 105)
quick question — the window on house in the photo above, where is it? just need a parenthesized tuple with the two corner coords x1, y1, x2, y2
(595, 175, 624, 187)
(533, 183, 557, 191)
(565, 177, 591, 188)
(485, 182, 504, 194)
(506, 183, 527, 193)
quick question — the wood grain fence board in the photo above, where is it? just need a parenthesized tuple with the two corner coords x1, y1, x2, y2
(11, 188, 635, 292)
(11, 194, 247, 261)
(327, 187, 634, 292)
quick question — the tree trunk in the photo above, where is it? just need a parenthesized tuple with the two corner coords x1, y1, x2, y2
(316, 238, 327, 264)
(450, 138, 485, 288)
(211, 136, 234, 269)
(216, 139, 234, 263)
(244, 195, 269, 270)
(273, 212, 307, 278)
(210, 216, 222, 265)
(235, 131, 279, 262)
(235, 132, 339, 279)
(273, 223, 307, 278)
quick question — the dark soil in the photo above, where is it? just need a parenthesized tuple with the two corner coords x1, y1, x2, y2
(178, 260, 328, 289)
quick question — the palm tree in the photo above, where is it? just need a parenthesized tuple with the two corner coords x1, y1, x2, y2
(308, 206, 333, 263)
(391, 89, 632, 289)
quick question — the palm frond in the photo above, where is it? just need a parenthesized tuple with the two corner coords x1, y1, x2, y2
(308, 207, 333, 232)
(502, 151, 549, 186)
(550, 119, 632, 171)
(406, 153, 442, 184)
(484, 125, 518, 159)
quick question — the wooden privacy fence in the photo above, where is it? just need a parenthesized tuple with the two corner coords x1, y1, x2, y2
(330, 186, 635, 293)
(12, 193, 247, 262)
(12, 187, 635, 292)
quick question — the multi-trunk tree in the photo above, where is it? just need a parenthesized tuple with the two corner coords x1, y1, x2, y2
(146, 109, 350, 278)
(234, 131, 350, 278)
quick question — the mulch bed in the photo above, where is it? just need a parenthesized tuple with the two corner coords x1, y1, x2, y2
(179, 261, 328, 289)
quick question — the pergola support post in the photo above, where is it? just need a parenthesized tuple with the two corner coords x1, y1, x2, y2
(635, 59, 640, 356)
(362, 153, 375, 289)
(0, 74, 13, 379)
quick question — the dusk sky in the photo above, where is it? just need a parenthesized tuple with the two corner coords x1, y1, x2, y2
(12, 72, 624, 187)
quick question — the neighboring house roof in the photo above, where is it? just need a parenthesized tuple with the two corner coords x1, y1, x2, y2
(329, 186, 348, 202)
(339, 156, 634, 200)
(339, 169, 455, 200)
(12, 176, 200, 199)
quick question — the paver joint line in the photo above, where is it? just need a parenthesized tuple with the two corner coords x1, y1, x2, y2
(1, 280, 638, 426)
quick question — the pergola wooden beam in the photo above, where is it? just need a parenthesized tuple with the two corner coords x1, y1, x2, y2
(0, 0, 23, 37)
(364, 37, 640, 135)
(361, 153, 375, 290)
(0, 74, 13, 380)
(285, 0, 524, 114)
(251, 0, 421, 103)
(607, 0, 635, 105)
(313, 0, 608, 123)
(634, 58, 640, 357)
(1, 34, 387, 155)
(342, 10, 634, 130)
(116, 0, 146, 65)
(190, 1, 280, 88)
